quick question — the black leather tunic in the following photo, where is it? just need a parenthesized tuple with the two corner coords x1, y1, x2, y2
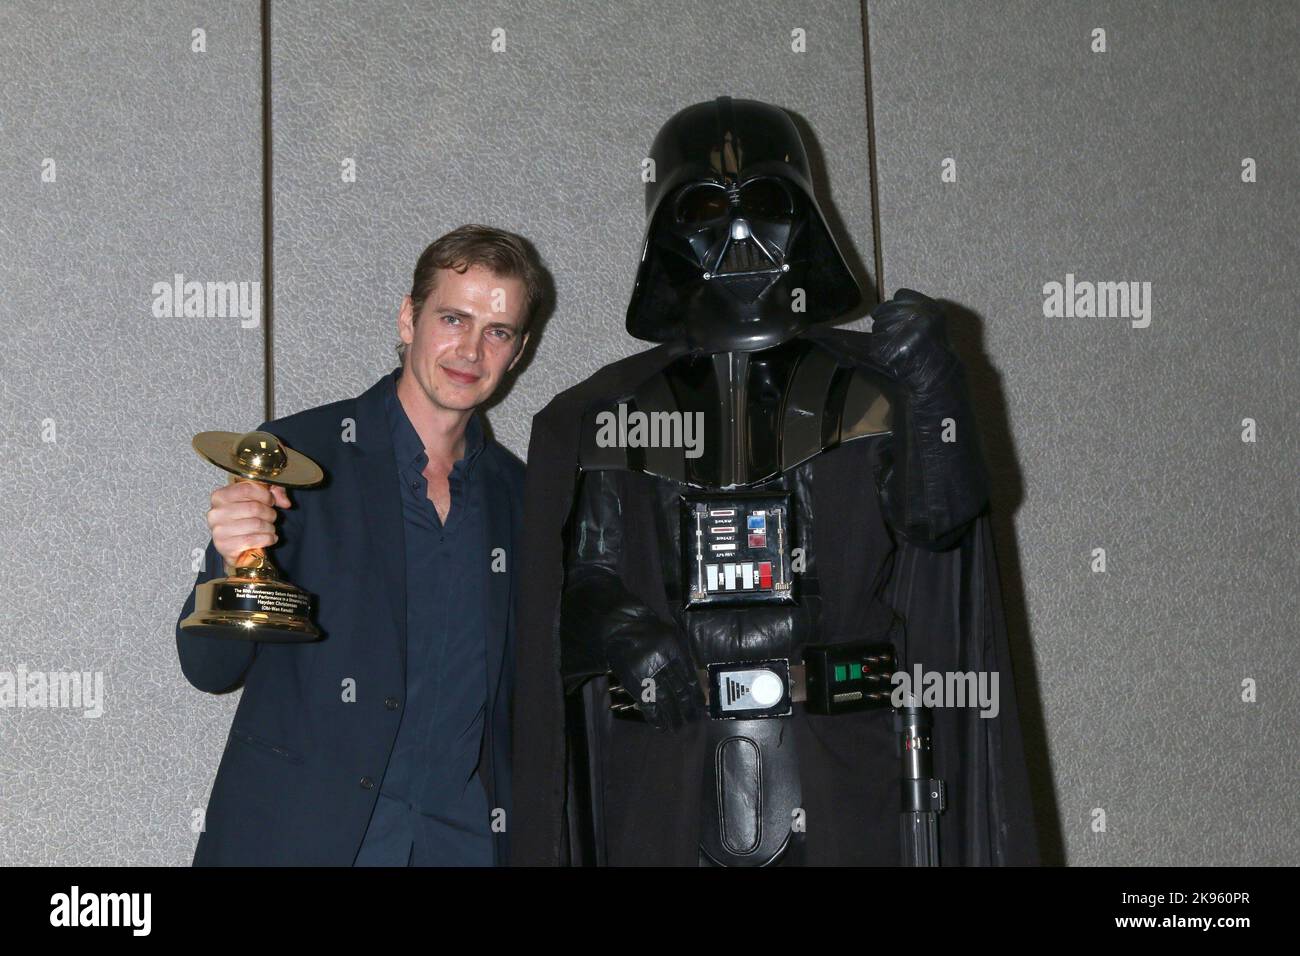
(561, 339, 894, 865)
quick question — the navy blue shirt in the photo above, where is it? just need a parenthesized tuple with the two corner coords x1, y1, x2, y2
(353, 367, 492, 866)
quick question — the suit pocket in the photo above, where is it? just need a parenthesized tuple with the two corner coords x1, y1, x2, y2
(229, 727, 304, 764)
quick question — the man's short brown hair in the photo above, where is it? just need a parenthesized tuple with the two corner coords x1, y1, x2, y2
(398, 224, 547, 361)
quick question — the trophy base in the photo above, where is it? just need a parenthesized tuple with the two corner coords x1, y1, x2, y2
(181, 576, 321, 643)
(180, 610, 320, 643)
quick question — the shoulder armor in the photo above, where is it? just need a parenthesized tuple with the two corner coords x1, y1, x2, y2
(578, 338, 893, 487)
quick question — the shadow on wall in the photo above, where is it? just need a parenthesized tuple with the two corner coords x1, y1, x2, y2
(945, 299, 1065, 866)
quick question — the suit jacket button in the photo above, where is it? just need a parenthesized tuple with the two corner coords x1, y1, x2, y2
(384, 697, 399, 711)
(360, 776, 375, 790)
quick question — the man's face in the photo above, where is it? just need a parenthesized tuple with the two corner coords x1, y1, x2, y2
(397, 264, 529, 414)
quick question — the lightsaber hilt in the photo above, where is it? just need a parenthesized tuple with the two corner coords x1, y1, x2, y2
(896, 702, 945, 866)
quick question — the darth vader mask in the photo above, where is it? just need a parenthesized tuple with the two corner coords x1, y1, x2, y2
(626, 97, 863, 353)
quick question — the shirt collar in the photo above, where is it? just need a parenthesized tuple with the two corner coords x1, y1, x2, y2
(384, 366, 486, 474)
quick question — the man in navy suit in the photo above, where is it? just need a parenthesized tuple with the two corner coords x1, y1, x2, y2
(176, 224, 544, 866)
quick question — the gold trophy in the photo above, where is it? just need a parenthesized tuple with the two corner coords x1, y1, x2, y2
(180, 430, 325, 642)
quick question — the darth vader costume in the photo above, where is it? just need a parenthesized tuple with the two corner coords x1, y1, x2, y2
(511, 97, 1038, 866)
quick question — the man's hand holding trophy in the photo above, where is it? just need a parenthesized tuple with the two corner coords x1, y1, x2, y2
(180, 429, 324, 642)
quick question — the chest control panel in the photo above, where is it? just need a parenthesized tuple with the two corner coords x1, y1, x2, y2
(681, 492, 796, 610)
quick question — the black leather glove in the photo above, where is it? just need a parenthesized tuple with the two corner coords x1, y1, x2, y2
(560, 471, 705, 732)
(866, 289, 989, 550)
(601, 598, 704, 733)
(867, 288, 962, 393)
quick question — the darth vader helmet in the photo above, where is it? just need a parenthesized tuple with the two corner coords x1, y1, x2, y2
(625, 97, 863, 352)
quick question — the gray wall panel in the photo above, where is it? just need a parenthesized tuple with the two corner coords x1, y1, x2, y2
(0, 2, 264, 864)
(866, 0, 1298, 864)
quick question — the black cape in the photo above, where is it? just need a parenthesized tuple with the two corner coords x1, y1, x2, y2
(511, 327, 1040, 865)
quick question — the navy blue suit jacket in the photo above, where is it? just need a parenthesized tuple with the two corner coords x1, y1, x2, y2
(176, 373, 523, 865)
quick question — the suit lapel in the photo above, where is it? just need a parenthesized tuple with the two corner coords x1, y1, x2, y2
(349, 374, 407, 673)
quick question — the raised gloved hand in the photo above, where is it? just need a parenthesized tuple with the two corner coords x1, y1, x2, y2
(865, 288, 989, 549)
(866, 288, 961, 393)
